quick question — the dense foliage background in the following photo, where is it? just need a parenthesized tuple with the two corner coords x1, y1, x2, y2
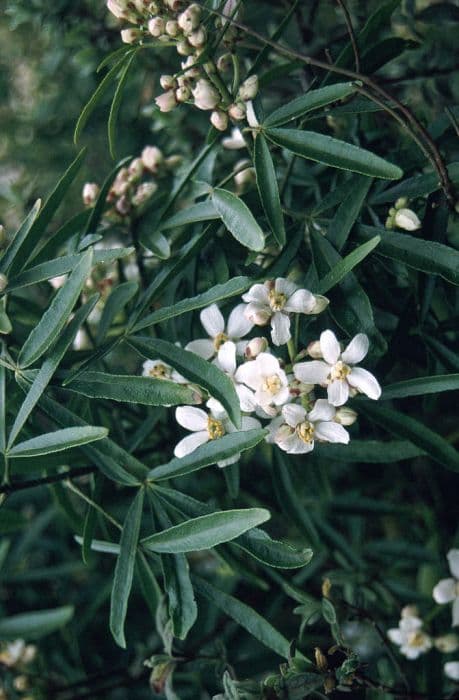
(1, 1, 459, 698)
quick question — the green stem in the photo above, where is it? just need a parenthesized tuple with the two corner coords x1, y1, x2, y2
(287, 338, 297, 364)
(65, 480, 122, 531)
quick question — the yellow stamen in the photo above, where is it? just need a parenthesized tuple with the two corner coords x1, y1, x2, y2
(263, 374, 282, 394)
(268, 289, 287, 311)
(329, 360, 350, 382)
(408, 631, 428, 648)
(297, 421, 315, 444)
(149, 363, 169, 379)
(213, 332, 229, 351)
(207, 416, 225, 440)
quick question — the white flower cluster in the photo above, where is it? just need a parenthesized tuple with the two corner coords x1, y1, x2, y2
(106, 1, 258, 131)
(142, 277, 383, 467)
(388, 550, 459, 682)
(82, 145, 180, 220)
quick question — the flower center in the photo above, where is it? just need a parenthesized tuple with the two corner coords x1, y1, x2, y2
(213, 332, 229, 351)
(149, 363, 169, 379)
(297, 421, 315, 444)
(268, 289, 287, 311)
(408, 631, 427, 648)
(207, 416, 225, 440)
(329, 360, 350, 382)
(263, 374, 282, 394)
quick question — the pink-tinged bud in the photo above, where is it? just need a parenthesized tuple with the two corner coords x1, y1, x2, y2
(82, 182, 100, 206)
(132, 182, 158, 206)
(133, 0, 152, 12)
(245, 337, 268, 359)
(210, 110, 228, 131)
(311, 294, 329, 314)
(181, 56, 200, 78)
(238, 75, 258, 101)
(155, 90, 177, 112)
(402, 605, 419, 619)
(107, 0, 127, 19)
(217, 53, 232, 72)
(334, 407, 357, 426)
(176, 39, 193, 55)
(188, 26, 206, 48)
(394, 208, 421, 231)
(178, 4, 201, 34)
(141, 145, 164, 172)
(228, 102, 246, 120)
(121, 28, 142, 44)
(128, 157, 144, 179)
(176, 86, 191, 102)
(307, 340, 322, 358)
(165, 20, 179, 36)
(434, 634, 459, 653)
(192, 79, 220, 110)
(160, 74, 176, 90)
(111, 168, 130, 196)
(165, 0, 183, 10)
(116, 195, 131, 216)
(148, 16, 165, 37)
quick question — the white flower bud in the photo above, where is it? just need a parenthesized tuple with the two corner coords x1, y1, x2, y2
(210, 110, 228, 131)
(245, 337, 268, 359)
(217, 53, 232, 72)
(148, 17, 165, 37)
(49, 274, 67, 290)
(334, 407, 358, 426)
(22, 645, 37, 665)
(178, 4, 201, 34)
(311, 294, 329, 314)
(434, 634, 459, 653)
(192, 79, 220, 110)
(0, 273, 8, 293)
(165, 154, 182, 169)
(401, 605, 419, 619)
(238, 75, 258, 101)
(82, 182, 100, 206)
(128, 158, 143, 179)
(132, 182, 158, 206)
(160, 74, 176, 90)
(155, 90, 177, 112)
(395, 197, 408, 210)
(141, 145, 164, 172)
(106, 0, 128, 19)
(133, 0, 152, 12)
(246, 101, 259, 128)
(188, 26, 207, 48)
(181, 56, 200, 78)
(228, 102, 246, 120)
(116, 195, 131, 216)
(177, 39, 193, 55)
(121, 28, 142, 44)
(165, 0, 182, 10)
(111, 168, 130, 196)
(165, 20, 179, 36)
(176, 86, 191, 101)
(394, 208, 421, 231)
(307, 340, 322, 358)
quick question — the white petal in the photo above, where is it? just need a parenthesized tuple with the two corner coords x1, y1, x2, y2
(308, 398, 335, 422)
(348, 367, 381, 400)
(241, 415, 262, 430)
(244, 301, 271, 325)
(315, 421, 349, 444)
(311, 294, 329, 314)
(200, 303, 224, 337)
(448, 549, 459, 579)
(320, 330, 341, 364)
(388, 629, 403, 645)
(274, 277, 298, 298)
(217, 341, 236, 375)
(273, 386, 290, 406)
(454, 597, 459, 627)
(327, 379, 349, 407)
(242, 283, 270, 305)
(271, 311, 291, 346)
(207, 397, 226, 419)
(256, 352, 282, 376)
(341, 333, 369, 365)
(175, 406, 208, 431)
(234, 361, 263, 390)
(236, 384, 257, 413)
(282, 403, 306, 428)
(433, 578, 457, 604)
(283, 288, 316, 314)
(445, 661, 459, 681)
(400, 617, 422, 632)
(185, 338, 215, 359)
(294, 360, 330, 385)
(227, 303, 254, 338)
(174, 431, 209, 457)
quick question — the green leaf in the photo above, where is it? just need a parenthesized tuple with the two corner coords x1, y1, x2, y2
(357, 225, 459, 285)
(142, 508, 270, 553)
(0, 606, 74, 640)
(129, 337, 241, 428)
(108, 51, 137, 159)
(8, 426, 108, 458)
(327, 175, 372, 250)
(133, 277, 251, 332)
(382, 375, 459, 400)
(18, 248, 93, 368)
(0, 200, 41, 275)
(110, 488, 144, 648)
(322, 598, 337, 624)
(254, 134, 286, 246)
(355, 400, 459, 472)
(193, 576, 292, 659)
(97, 282, 138, 343)
(314, 440, 424, 462)
(75, 536, 120, 555)
(30, 211, 90, 266)
(148, 429, 267, 481)
(272, 451, 319, 546)
(0, 509, 28, 534)
(234, 529, 313, 569)
(371, 163, 459, 204)
(265, 128, 403, 179)
(136, 551, 162, 620)
(159, 201, 219, 231)
(66, 371, 200, 407)
(212, 188, 265, 252)
(316, 236, 380, 294)
(264, 82, 358, 128)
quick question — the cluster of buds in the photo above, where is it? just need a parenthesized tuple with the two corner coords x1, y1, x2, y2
(106, 1, 259, 131)
(385, 197, 421, 231)
(82, 145, 180, 221)
(0, 640, 37, 700)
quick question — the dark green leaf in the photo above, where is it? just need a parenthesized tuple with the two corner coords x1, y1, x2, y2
(264, 82, 358, 127)
(382, 374, 459, 400)
(327, 175, 372, 250)
(234, 529, 313, 569)
(212, 188, 265, 251)
(108, 51, 137, 159)
(159, 201, 219, 230)
(317, 236, 380, 294)
(8, 426, 108, 458)
(254, 134, 286, 246)
(0, 606, 74, 640)
(97, 282, 138, 343)
(0, 200, 42, 275)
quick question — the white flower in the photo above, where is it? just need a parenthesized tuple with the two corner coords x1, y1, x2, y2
(388, 607, 432, 660)
(142, 359, 186, 384)
(0, 640, 36, 668)
(394, 208, 421, 231)
(234, 352, 289, 415)
(445, 661, 459, 681)
(185, 303, 253, 360)
(242, 278, 328, 347)
(433, 549, 459, 627)
(214, 341, 256, 413)
(274, 400, 349, 454)
(294, 330, 381, 406)
(222, 127, 245, 150)
(192, 79, 220, 111)
(174, 401, 260, 467)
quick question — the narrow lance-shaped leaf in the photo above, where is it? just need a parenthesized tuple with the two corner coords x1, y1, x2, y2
(382, 374, 459, 400)
(212, 188, 265, 252)
(265, 128, 403, 180)
(0, 606, 74, 641)
(108, 50, 137, 159)
(254, 133, 286, 246)
(110, 487, 144, 648)
(0, 199, 41, 275)
(18, 248, 93, 368)
(158, 201, 219, 231)
(97, 281, 138, 344)
(8, 426, 108, 458)
(316, 236, 380, 294)
(264, 82, 359, 128)
(327, 175, 372, 250)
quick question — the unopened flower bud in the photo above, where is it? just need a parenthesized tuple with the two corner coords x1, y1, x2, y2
(307, 340, 322, 359)
(0, 273, 8, 293)
(334, 407, 357, 426)
(192, 79, 220, 111)
(188, 26, 207, 48)
(160, 74, 176, 90)
(178, 4, 201, 34)
(141, 145, 164, 173)
(401, 605, 419, 619)
(435, 634, 459, 653)
(132, 182, 158, 206)
(82, 182, 100, 206)
(315, 647, 328, 672)
(134, 0, 152, 11)
(238, 75, 259, 101)
(176, 39, 193, 55)
(395, 197, 408, 210)
(228, 102, 246, 120)
(111, 168, 130, 196)
(107, 0, 129, 19)
(217, 53, 232, 72)
(176, 86, 191, 102)
(323, 676, 336, 694)
(245, 337, 268, 359)
(312, 294, 329, 314)
(155, 90, 177, 112)
(165, 20, 179, 36)
(394, 208, 421, 231)
(165, 154, 182, 169)
(148, 16, 165, 37)
(116, 195, 131, 216)
(245, 307, 270, 326)
(322, 578, 332, 598)
(14, 676, 28, 692)
(165, 0, 182, 10)
(121, 28, 143, 44)
(210, 110, 228, 131)
(234, 161, 255, 192)
(128, 157, 144, 179)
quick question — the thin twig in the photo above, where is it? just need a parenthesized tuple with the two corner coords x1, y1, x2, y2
(0, 466, 96, 495)
(335, 0, 360, 71)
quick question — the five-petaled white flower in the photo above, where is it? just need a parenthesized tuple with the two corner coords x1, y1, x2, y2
(174, 401, 260, 467)
(142, 359, 186, 384)
(388, 606, 432, 659)
(242, 278, 328, 346)
(274, 400, 349, 454)
(293, 330, 381, 406)
(235, 352, 289, 415)
(186, 303, 253, 360)
(433, 549, 459, 627)
(214, 341, 256, 412)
